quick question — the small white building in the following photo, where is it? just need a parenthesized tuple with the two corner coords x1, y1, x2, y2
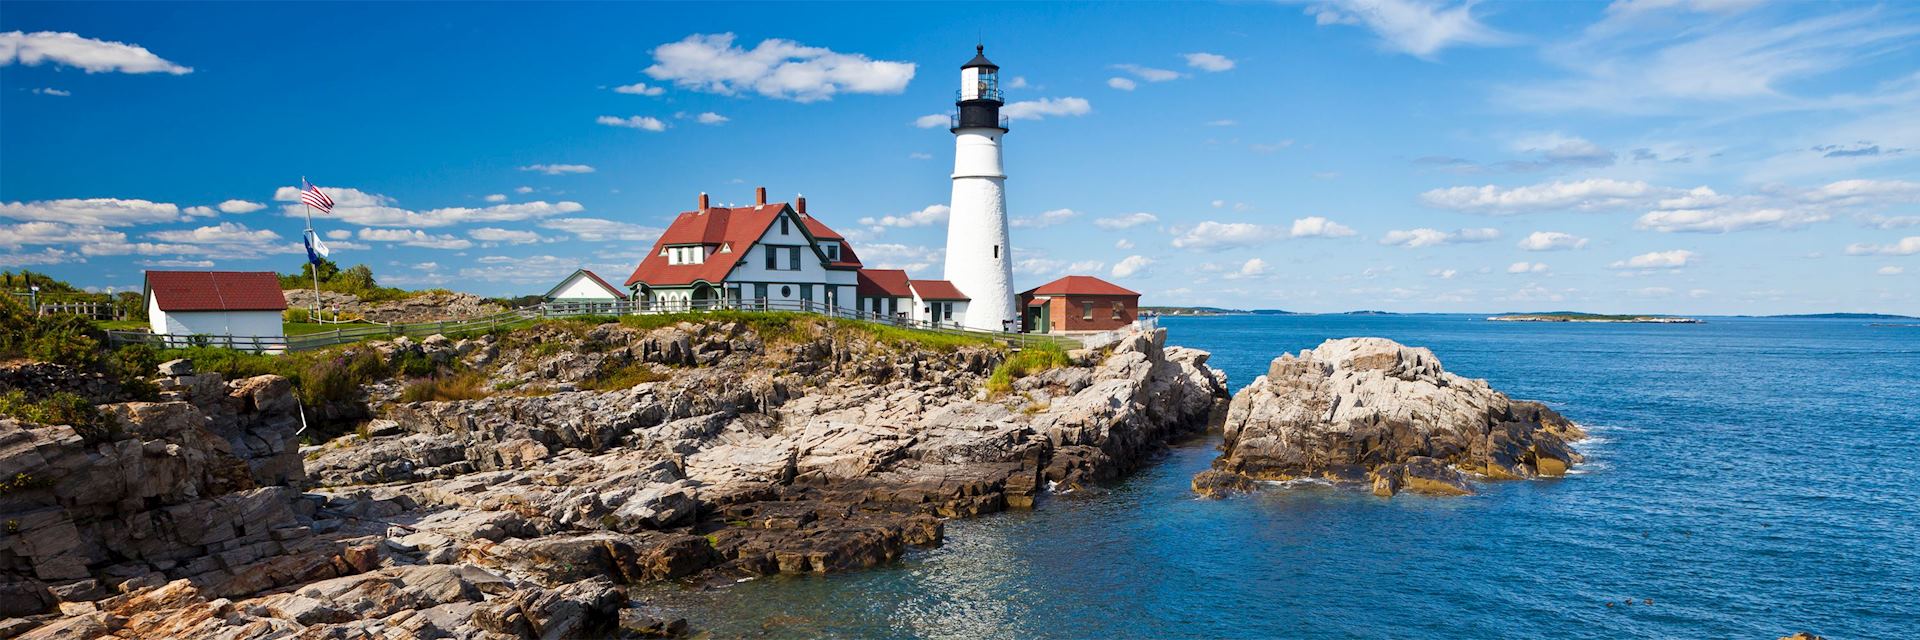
(856, 268, 913, 320)
(908, 279, 970, 329)
(544, 268, 627, 313)
(143, 271, 287, 349)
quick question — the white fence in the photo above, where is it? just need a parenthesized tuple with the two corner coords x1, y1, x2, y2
(107, 298, 1077, 354)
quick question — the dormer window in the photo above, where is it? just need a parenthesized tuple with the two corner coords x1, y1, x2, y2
(666, 245, 705, 265)
(822, 243, 840, 261)
(780, 216, 790, 235)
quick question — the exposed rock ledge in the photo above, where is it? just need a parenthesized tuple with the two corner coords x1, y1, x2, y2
(1193, 337, 1584, 498)
(2, 319, 1226, 638)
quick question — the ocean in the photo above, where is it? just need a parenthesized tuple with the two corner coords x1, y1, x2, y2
(645, 314, 1920, 639)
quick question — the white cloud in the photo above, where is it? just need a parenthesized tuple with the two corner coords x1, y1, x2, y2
(356, 228, 474, 250)
(1429, 268, 1458, 279)
(216, 199, 265, 214)
(1303, 0, 1512, 59)
(1206, 119, 1237, 127)
(274, 186, 584, 228)
(1802, 179, 1920, 207)
(1289, 216, 1357, 238)
(515, 186, 535, 194)
(0, 31, 192, 74)
(1845, 236, 1920, 256)
(1171, 221, 1281, 249)
(1517, 231, 1590, 251)
(145, 222, 282, 245)
(1003, 97, 1091, 121)
(1011, 208, 1079, 228)
(1507, 261, 1550, 274)
(1635, 207, 1829, 233)
(325, 229, 351, 240)
(598, 115, 668, 132)
(1879, 266, 1905, 275)
(1114, 239, 1135, 250)
(908, 152, 933, 160)
(854, 243, 944, 274)
(859, 204, 949, 229)
(1379, 227, 1500, 248)
(520, 164, 595, 175)
(0, 198, 181, 226)
(540, 218, 663, 243)
(1112, 64, 1182, 82)
(1860, 214, 1920, 230)
(643, 33, 914, 102)
(0, 248, 80, 267)
(469, 227, 542, 245)
(695, 112, 729, 125)
(0, 222, 125, 248)
(613, 82, 665, 96)
(1095, 212, 1159, 230)
(1007, 76, 1029, 89)
(1183, 52, 1236, 72)
(1107, 77, 1137, 91)
(912, 114, 948, 128)
(1237, 258, 1269, 276)
(141, 259, 214, 268)
(31, 87, 70, 96)
(1421, 178, 1663, 214)
(484, 194, 508, 203)
(1111, 255, 1154, 278)
(1610, 249, 1698, 269)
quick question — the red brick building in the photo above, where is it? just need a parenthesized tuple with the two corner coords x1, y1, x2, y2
(1018, 275, 1140, 334)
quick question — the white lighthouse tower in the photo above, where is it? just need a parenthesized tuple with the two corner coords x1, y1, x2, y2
(943, 45, 1017, 332)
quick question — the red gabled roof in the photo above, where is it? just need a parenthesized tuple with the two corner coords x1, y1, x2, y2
(547, 268, 626, 299)
(911, 279, 969, 301)
(1021, 275, 1139, 297)
(579, 269, 622, 296)
(857, 269, 912, 297)
(625, 201, 863, 288)
(145, 271, 289, 312)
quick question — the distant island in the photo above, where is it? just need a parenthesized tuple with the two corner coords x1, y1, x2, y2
(1761, 313, 1918, 320)
(1142, 307, 1301, 316)
(1488, 312, 1703, 324)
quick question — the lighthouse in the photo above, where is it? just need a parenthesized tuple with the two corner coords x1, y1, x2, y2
(943, 45, 1017, 332)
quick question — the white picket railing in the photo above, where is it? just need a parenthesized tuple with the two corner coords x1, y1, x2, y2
(107, 297, 1078, 353)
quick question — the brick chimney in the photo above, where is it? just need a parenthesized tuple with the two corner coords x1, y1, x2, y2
(697, 192, 709, 211)
(755, 187, 767, 206)
(796, 195, 808, 216)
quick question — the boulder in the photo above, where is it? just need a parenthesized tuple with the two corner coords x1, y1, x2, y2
(1200, 337, 1581, 498)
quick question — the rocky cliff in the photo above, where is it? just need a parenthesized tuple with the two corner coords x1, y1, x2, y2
(2, 316, 1225, 637)
(1193, 337, 1583, 498)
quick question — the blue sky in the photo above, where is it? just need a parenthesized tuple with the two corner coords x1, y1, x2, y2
(2, 1, 1917, 314)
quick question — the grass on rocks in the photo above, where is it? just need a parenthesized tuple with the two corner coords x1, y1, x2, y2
(986, 342, 1072, 397)
(582, 362, 670, 391)
(398, 371, 491, 403)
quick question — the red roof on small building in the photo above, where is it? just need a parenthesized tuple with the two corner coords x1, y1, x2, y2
(1021, 275, 1139, 297)
(856, 269, 913, 298)
(145, 271, 289, 312)
(626, 202, 862, 288)
(910, 279, 969, 301)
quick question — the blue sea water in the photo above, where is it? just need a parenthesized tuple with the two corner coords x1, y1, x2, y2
(647, 315, 1920, 639)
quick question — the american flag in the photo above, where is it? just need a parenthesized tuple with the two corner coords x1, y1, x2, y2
(300, 180, 334, 213)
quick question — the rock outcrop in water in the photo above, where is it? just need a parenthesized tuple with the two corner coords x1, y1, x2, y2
(1193, 337, 1583, 498)
(3, 317, 1226, 637)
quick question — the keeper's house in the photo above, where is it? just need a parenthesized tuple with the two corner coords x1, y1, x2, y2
(854, 268, 913, 320)
(143, 270, 288, 343)
(1018, 275, 1140, 334)
(625, 189, 863, 311)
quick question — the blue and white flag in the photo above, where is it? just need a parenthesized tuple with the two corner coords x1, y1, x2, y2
(303, 229, 331, 265)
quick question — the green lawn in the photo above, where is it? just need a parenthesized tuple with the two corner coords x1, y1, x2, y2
(95, 319, 147, 331)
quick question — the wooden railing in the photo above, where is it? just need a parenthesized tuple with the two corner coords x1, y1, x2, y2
(33, 301, 123, 321)
(106, 298, 1078, 353)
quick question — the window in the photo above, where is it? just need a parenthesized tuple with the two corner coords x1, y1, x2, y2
(800, 285, 813, 303)
(1112, 301, 1124, 320)
(823, 243, 839, 261)
(993, 245, 999, 259)
(1082, 301, 1094, 320)
(788, 247, 802, 270)
(780, 216, 790, 235)
(780, 285, 792, 298)
(765, 247, 778, 270)
(753, 283, 768, 300)
(943, 303, 953, 321)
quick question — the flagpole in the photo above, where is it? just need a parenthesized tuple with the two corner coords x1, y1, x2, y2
(303, 177, 318, 323)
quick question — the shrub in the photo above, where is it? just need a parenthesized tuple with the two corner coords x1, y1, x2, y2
(399, 371, 491, 403)
(583, 362, 669, 391)
(0, 390, 112, 442)
(985, 343, 1072, 398)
